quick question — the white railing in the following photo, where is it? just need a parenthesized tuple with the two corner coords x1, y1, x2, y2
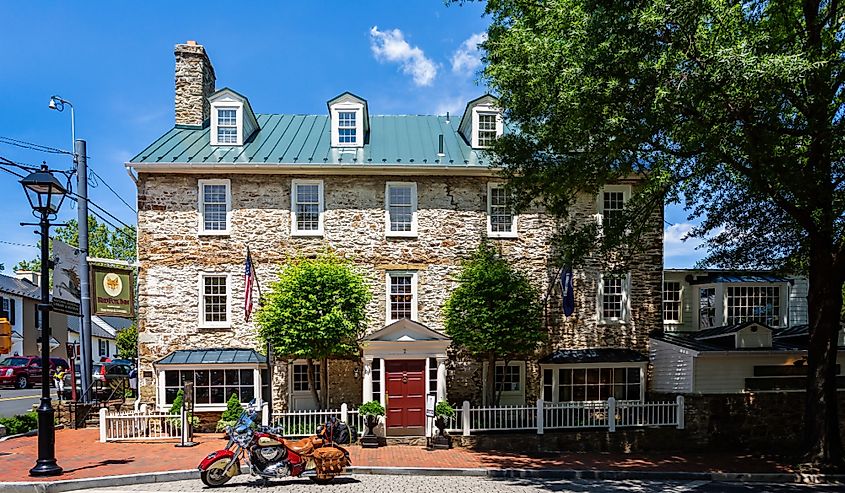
(255, 395, 685, 439)
(99, 407, 183, 442)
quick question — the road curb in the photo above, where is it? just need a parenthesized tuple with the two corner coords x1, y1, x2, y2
(1, 466, 843, 491)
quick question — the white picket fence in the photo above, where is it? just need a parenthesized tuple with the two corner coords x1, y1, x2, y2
(99, 406, 184, 442)
(270, 396, 683, 437)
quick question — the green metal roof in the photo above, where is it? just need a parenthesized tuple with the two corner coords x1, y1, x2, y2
(130, 114, 494, 167)
(155, 348, 267, 366)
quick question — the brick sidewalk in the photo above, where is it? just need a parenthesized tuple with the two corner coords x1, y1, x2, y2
(0, 428, 793, 483)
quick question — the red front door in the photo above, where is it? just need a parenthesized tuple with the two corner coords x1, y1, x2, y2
(385, 359, 426, 435)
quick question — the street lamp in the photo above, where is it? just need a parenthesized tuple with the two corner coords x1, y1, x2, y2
(20, 164, 66, 477)
(48, 96, 74, 155)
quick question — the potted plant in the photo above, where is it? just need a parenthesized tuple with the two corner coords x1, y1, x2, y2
(431, 401, 454, 449)
(357, 400, 384, 448)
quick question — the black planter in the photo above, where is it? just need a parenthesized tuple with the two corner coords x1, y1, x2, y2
(430, 416, 451, 449)
(360, 414, 381, 448)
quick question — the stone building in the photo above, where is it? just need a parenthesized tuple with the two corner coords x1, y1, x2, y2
(127, 41, 663, 435)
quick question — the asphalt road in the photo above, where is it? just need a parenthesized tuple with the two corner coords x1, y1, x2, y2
(74, 474, 845, 493)
(0, 387, 45, 417)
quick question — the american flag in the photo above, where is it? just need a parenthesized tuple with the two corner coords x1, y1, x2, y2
(244, 248, 255, 322)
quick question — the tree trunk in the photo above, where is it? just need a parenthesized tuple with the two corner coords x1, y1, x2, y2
(320, 358, 329, 409)
(804, 247, 845, 469)
(306, 357, 322, 410)
(485, 353, 497, 406)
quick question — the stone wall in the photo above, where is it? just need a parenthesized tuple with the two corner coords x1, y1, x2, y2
(136, 172, 663, 408)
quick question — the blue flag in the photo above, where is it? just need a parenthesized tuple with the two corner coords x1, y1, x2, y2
(560, 266, 575, 317)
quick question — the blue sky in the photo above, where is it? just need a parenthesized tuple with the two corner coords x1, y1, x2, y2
(0, 1, 701, 272)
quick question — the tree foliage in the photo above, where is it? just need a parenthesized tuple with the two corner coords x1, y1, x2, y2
(115, 324, 138, 360)
(14, 215, 136, 272)
(476, 0, 845, 467)
(217, 393, 243, 432)
(255, 252, 372, 409)
(443, 243, 544, 405)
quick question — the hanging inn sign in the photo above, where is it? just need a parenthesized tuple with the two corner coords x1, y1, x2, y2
(90, 264, 135, 318)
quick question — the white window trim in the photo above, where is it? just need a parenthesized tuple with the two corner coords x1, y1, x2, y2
(695, 283, 722, 329)
(198, 272, 232, 329)
(290, 179, 325, 237)
(385, 270, 418, 324)
(330, 102, 364, 148)
(481, 361, 526, 405)
(289, 360, 322, 393)
(486, 182, 518, 238)
(471, 106, 503, 149)
(157, 363, 264, 411)
(723, 282, 788, 328)
(540, 363, 647, 403)
(384, 182, 418, 238)
(210, 102, 244, 146)
(597, 273, 631, 324)
(663, 280, 683, 324)
(595, 184, 631, 233)
(197, 179, 232, 236)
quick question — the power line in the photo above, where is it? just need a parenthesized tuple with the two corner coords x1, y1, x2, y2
(0, 239, 38, 249)
(0, 136, 72, 156)
(87, 168, 136, 213)
(67, 191, 134, 231)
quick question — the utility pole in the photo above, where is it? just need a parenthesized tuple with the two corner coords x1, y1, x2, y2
(76, 139, 93, 402)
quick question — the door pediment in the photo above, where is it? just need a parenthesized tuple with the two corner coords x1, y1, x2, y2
(363, 319, 450, 342)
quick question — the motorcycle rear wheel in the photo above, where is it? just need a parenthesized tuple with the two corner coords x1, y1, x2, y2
(201, 458, 235, 487)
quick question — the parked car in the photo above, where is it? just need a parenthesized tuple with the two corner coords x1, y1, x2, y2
(60, 362, 133, 400)
(0, 356, 70, 389)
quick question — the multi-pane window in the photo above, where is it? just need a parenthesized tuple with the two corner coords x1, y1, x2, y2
(371, 358, 382, 404)
(386, 183, 416, 235)
(477, 113, 497, 147)
(494, 364, 521, 392)
(699, 287, 716, 329)
(556, 367, 641, 402)
(600, 274, 626, 321)
(216, 108, 238, 144)
(726, 286, 781, 326)
(292, 363, 320, 392)
(202, 275, 229, 325)
(602, 191, 625, 231)
(337, 111, 357, 144)
(98, 339, 108, 357)
(292, 180, 323, 234)
(488, 185, 515, 235)
(663, 281, 682, 323)
(428, 357, 438, 399)
(200, 181, 229, 233)
(164, 369, 256, 405)
(388, 272, 415, 322)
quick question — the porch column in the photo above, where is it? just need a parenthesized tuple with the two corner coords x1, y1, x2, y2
(253, 368, 262, 405)
(436, 357, 447, 402)
(157, 370, 166, 410)
(362, 356, 374, 403)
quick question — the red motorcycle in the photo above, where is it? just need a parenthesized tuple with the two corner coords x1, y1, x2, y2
(198, 402, 351, 486)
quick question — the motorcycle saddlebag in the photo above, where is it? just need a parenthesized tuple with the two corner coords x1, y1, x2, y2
(312, 446, 347, 475)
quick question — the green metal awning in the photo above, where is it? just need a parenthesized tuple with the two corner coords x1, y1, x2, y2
(155, 348, 267, 366)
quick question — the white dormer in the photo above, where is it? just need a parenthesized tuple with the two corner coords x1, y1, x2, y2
(208, 88, 259, 146)
(459, 94, 503, 149)
(328, 92, 369, 148)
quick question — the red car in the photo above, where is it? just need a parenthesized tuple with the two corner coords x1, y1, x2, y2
(0, 356, 69, 389)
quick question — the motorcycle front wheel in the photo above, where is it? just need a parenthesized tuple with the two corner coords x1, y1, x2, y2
(201, 458, 236, 487)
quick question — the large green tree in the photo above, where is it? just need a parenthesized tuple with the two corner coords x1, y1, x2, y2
(443, 243, 544, 405)
(115, 324, 138, 360)
(255, 253, 372, 409)
(473, 0, 845, 468)
(15, 215, 136, 272)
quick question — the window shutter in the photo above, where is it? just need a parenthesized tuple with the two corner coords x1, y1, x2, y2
(0, 295, 5, 320)
(9, 298, 15, 325)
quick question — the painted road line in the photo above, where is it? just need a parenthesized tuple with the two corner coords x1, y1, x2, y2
(0, 395, 39, 402)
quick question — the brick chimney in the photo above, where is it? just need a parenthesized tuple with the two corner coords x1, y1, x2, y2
(174, 40, 216, 127)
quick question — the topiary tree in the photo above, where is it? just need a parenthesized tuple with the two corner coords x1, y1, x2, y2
(443, 242, 544, 405)
(216, 393, 243, 432)
(255, 252, 372, 409)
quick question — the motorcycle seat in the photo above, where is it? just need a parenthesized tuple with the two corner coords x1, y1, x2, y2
(284, 437, 315, 454)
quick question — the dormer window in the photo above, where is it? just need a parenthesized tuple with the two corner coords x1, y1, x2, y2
(328, 92, 368, 148)
(216, 108, 238, 144)
(208, 87, 260, 147)
(338, 111, 357, 144)
(459, 95, 504, 149)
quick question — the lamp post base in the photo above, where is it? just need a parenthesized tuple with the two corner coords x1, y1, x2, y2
(29, 460, 63, 477)
(29, 397, 62, 477)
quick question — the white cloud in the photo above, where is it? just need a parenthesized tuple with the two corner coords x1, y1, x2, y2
(664, 223, 704, 259)
(369, 26, 437, 87)
(451, 32, 487, 75)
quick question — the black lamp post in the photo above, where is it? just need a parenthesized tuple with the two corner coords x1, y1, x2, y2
(21, 164, 66, 477)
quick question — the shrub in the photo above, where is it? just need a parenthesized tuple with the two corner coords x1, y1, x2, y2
(216, 393, 243, 432)
(434, 401, 455, 419)
(0, 411, 39, 435)
(357, 400, 385, 416)
(167, 389, 199, 427)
